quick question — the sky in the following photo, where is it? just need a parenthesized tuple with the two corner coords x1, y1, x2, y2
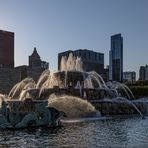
(0, 0, 148, 79)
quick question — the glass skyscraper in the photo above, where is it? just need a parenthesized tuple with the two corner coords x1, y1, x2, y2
(109, 34, 123, 82)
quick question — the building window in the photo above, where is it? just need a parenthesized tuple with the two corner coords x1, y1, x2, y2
(79, 51, 81, 57)
(95, 53, 97, 60)
(98, 55, 100, 61)
(89, 52, 91, 59)
(84, 51, 86, 59)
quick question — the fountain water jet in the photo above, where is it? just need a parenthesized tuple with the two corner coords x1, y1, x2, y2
(88, 71, 107, 88)
(122, 83, 135, 99)
(75, 81, 82, 98)
(112, 97, 144, 118)
(48, 94, 100, 118)
(60, 52, 83, 72)
(60, 56, 67, 71)
(106, 81, 135, 99)
(8, 78, 36, 100)
(36, 70, 50, 88)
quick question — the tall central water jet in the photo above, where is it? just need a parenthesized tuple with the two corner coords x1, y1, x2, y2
(60, 52, 83, 72)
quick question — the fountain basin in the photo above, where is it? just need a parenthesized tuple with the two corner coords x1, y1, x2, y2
(7, 69, 148, 120)
(18, 87, 117, 101)
(90, 98, 148, 116)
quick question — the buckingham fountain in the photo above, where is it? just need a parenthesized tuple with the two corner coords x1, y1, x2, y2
(0, 53, 148, 129)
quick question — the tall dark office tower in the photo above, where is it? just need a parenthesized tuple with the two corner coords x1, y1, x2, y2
(0, 30, 14, 68)
(109, 34, 123, 82)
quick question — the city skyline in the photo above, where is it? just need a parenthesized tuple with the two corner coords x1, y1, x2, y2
(0, 0, 148, 78)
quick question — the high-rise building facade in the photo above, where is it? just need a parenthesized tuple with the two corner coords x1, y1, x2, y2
(0, 30, 14, 68)
(58, 49, 104, 75)
(109, 34, 123, 82)
(139, 65, 148, 80)
(123, 71, 136, 82)
(139, 66, 145, 80)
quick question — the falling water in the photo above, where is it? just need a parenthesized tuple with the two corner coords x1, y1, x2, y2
(83, 76, 94, 88)
(0, 94, 7, 108)
(48, 94, 100, 118)
(60, 52, 83, 72)
(19, 89, 30, 100)
(106, 81, 135, 100)
(64, 71, 67, 88)
(38, 72, 59, 98)
(36, 70, 50, 88)
(112, 97, 144, 118)
(66, 53, 76, 71)
(89, 71, 107, 88)
(8, 78, 36, 100)
(75, 81, 82, 98)
(75, 56, 83, 72)
(122, 83, 135, 99)
(8, 83, 19, 99)
(116, 82, 131, 99)
(40, 72, 59, 89)
(60, 56, 67, 71)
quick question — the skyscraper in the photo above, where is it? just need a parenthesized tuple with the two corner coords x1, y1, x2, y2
(139, 65, 148, 80)
(0, 30, 14, 68)
(109, 34, 123, 82)
(123, 71, 136, 82)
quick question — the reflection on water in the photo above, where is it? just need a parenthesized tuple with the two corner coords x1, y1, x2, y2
(0, 117, 148, 147)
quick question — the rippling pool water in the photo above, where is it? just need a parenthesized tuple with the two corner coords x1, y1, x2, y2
(0, 116, 148, 147)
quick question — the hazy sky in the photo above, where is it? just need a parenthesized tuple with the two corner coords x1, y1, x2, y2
(0, 0, 148, 78)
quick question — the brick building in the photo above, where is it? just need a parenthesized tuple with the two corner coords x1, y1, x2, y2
(0, 30, 14, 68)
